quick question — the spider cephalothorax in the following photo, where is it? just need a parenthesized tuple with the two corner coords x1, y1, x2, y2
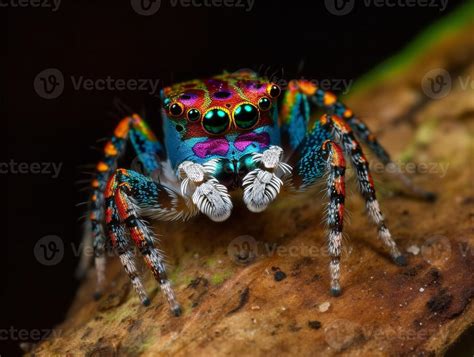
(79, 70, 434, 316)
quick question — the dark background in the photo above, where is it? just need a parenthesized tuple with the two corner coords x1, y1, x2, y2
(4, 0, 469, 355)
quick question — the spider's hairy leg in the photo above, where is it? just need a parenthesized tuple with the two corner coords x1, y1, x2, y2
(293, 139, 346, 296)
(78, 114, 162, 281)
(105, 198, 149, 305)
(241, 146, 292, 213)
(288, 80, 435, 201)
(319, 114, 406, 265)
(102, 168, 194, 316)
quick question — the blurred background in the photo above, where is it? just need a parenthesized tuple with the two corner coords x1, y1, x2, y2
(4, 0, 471, 355)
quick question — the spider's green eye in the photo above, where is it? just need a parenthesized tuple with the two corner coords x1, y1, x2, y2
(258, 97, 271, 111)
(169, 102, 184, 117)
(268, 84, 281, 98)
(233, 103, 259, 129)
(202, 108, 230, 134)
(187, 108, 201, 122)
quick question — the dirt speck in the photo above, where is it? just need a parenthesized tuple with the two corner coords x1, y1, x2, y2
(427, 288, 453, 314)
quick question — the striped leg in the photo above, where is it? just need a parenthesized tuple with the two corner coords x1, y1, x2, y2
(290, 129, 346, 295)
(77, 114, 163, 290)
(290, 80, 435, 200)
(104, 168, 192, 315)
(321, 140, 346, 296)
(106, 200, 149, 304)
(319, 114, 406, 265)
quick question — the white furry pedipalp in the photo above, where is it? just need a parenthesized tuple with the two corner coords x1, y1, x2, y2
(178, 160, 232, 222)
(192, 179, 232, 222)
(243, 168, 283, 212)
(242, 146, 292, 213)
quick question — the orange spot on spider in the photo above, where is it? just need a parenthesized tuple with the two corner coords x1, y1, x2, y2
(92, 194, 97, 201)
(324, 92, 337, 106)
(114, 117, 131, 139)
(97, 162, 109, 172)
(104, 142, 118, 156)
(343, 109, 353, 118)
(334, 177, 345, 195)
(90, 212, 96, 220)
(297, 80, 317, 95)
(320, 114, 330, 126)
(92, 179, 99, 188)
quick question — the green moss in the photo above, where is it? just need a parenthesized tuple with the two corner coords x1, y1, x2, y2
(399, 117, 439, 162)
(210, 270, 233, 285)
(349, 0, 474, 97)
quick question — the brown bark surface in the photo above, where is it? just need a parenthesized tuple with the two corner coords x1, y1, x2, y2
(32, 22, 474, 357)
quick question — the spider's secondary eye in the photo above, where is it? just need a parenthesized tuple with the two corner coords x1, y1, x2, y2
(169, 102, 184, 117)
(163, 98, 171, 110)
(258, 97, 271, 111)
(202, 108, 230, 134)
(187, 109, 201, 121)
(268, 84, 281, 98)
(233, 103, 259, 129)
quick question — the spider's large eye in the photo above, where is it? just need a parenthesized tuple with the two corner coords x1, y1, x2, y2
(267, 84, 281, 98)
(202, 108, 230, 135)
(233, 103, 259, 129)
(169, 102, 184, 117)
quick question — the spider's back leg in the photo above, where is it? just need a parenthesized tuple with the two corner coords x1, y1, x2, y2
(283, 80, 435, 200)
(77, 114, 163, 287)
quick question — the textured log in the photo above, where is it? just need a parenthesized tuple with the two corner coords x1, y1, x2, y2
(31, 9, 474, 357)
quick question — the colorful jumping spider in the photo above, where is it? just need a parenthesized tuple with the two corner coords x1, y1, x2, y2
(79, 70, 434, 316)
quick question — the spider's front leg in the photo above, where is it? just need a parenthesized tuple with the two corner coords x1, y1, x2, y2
(102, 168, 196, 316)
(177, 160, 233, 222)
(294, 139, 347, 295)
